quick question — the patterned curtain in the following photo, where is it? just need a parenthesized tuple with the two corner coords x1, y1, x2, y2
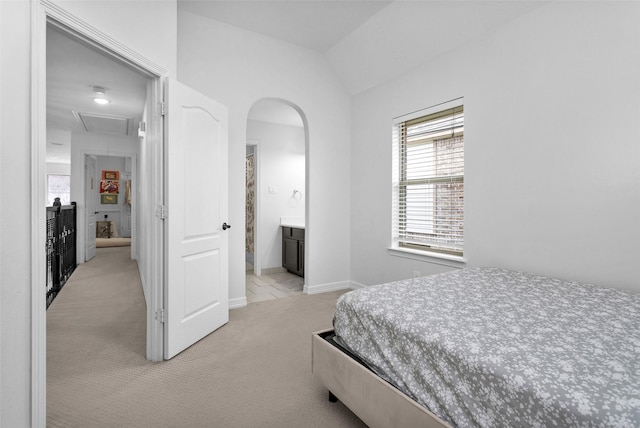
(246, 153, 255, 254)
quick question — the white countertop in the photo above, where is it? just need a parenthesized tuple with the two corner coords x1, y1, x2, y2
(281, 223, 305, 229)
(280, 217, 305, 229)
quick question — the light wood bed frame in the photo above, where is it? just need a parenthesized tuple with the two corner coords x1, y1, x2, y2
(312, 329, 451, 428)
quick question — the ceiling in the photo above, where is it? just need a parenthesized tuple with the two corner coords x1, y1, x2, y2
(177, 0, 545, 94)
(46, 24, 148, 163)
(47, 1, 544, 163)
(178, 0, 392, 52)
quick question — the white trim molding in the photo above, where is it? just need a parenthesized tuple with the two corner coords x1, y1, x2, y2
(31, 3, 48, 426)
(42, 1, 165, 78)
(388, 247, 466, 269)
(229, 297, 248, 309)
(304, 280, 352, 295)
(349, 281, 367, 290)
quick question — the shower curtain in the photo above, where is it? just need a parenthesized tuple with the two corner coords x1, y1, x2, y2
(246, 153, 255, 254)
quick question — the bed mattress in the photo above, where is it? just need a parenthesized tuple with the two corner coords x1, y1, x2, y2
(333, 267, 640, 427)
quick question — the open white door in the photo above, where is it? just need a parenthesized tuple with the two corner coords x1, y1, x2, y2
(164, 79, 229, 359)
(85, 155, 97, 261)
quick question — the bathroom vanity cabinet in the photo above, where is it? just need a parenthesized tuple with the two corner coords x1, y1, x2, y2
(282, 226, 304, 277)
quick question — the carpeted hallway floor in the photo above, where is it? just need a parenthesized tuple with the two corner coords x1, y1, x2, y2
(47, 247, 366, 427)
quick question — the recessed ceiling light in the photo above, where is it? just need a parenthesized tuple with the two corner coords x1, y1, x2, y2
(93, 97, 110, 105)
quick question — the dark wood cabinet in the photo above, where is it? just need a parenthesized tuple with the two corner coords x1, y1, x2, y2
(282, 226, 304, 277)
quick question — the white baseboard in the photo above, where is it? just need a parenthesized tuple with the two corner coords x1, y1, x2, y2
(304, 280, 352, 295)
(229, 296, 247, 309)
(349, 281, 367, 290)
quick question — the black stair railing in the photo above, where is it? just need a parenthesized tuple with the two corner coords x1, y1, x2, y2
(46, 202, 77, 308)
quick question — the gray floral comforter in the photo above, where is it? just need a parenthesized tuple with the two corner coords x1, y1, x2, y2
(333, 267, 640, 427)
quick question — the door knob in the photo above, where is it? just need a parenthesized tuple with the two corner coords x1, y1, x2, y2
(222, 222, 231, 231)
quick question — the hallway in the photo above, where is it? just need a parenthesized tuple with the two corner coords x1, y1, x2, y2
(47, 246, 146, 358)
(46, 246, 147, 424)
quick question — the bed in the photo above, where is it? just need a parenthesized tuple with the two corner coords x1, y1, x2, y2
(312, 267, 640, 427)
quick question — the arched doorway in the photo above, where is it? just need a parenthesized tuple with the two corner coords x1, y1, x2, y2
(245, 99, 308, 302)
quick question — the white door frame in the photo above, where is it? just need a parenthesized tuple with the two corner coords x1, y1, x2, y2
(84, 154, 98, 262)
(74, 151, 138, 265)
(31, 2, 166, 425)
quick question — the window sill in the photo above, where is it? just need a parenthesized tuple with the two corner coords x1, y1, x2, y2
(388, 247, 467, 268)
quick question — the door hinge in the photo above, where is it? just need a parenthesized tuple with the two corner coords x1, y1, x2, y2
(157, 205, 168, 220)
(160, 101, 167, 116)
(156, 308, 166, 323)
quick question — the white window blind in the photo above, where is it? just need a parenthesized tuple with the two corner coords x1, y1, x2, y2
(392, 101, 464, 256)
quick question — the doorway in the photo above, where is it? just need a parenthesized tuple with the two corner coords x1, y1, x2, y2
(44, 25, 153, 409)
(33, 5, 167, 422)
(41, 11, 230, 367)
(46, 21, 147, 263)
(39, 9, 165, 384)
(47, 23, 146, 271)
(87, 155, 135, 256)
(245, 99, 307, 303)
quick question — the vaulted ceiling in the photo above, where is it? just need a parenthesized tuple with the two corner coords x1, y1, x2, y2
(178, 0, 393, 53)
(177, 0, 544, 94)
(47, 1, 544, 163)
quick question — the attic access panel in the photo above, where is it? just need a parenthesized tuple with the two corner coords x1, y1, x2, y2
(73, 111, 134, 136)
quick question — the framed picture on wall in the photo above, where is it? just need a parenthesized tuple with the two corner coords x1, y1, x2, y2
(101, 194, 118, 204)
(100, 180, 119, 194)
(102, 170, 120, 180)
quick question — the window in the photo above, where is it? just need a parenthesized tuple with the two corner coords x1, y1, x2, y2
(392, 99, 464, 257)
(47, 174, 71, 206)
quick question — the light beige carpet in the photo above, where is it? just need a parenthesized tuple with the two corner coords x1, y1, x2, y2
(47, 247, 365, 427)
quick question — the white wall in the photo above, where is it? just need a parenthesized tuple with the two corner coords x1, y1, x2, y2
(52, 0, 177, 77)
(247, 120, 305, 270)
(178, 12, 352, 302)
(0, 2, 32, 424)
(47, 162, 71, 175)
(350, 2, 640, 291)
(0, 1, 174, 420)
